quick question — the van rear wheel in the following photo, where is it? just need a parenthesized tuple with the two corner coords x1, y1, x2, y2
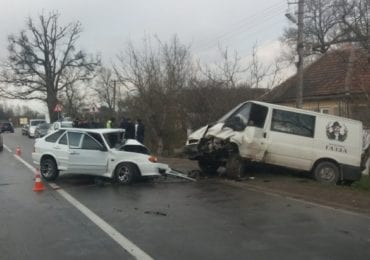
(314, 161, 340, 184)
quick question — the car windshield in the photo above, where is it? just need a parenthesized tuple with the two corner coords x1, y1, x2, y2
(60, 122, 73, 128)
(38, 123, 50, 129)
(31, 120, 45, 126)
(103, 131, 125, 148)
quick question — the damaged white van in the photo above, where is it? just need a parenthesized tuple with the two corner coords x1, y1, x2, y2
(183, 100, 365, 184)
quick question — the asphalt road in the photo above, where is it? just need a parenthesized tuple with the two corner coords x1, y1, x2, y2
(1, 129, 370, 260)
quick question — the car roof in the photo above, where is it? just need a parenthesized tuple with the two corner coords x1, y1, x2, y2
(64, 128, 124, 134)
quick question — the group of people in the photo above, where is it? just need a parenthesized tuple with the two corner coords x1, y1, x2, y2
(106, 117, 145, 143)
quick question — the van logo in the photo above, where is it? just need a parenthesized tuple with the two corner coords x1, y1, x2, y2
(326, 121, 347, 142)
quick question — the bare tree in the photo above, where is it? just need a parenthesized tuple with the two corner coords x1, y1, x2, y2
(0, 11, 99, 122)
(93, 67, 117, 114)
(115, 35, 192, 154)
(282, 0, 370, 56)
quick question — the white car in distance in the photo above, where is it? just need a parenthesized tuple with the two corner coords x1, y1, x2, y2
(32, 128, 171, 184)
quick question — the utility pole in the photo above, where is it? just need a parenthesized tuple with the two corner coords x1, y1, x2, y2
(113, 80, 116, 112)
(368, 0, 370, 63)
(296, 0, 304, 108)
(286, 0, 304, 108)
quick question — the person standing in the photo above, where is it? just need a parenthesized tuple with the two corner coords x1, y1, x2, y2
(106, 117, 115, 128)
(135, 118, 145, 143)
(125, 118, 135, 139)
(106, 118, 112, 128)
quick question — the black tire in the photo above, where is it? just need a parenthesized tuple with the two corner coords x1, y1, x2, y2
(226, 153, 245, 179)
(314, 161, 340, 184)
(40, 157, 59, 181)
(198, 159, 221, 175)
(115, 163, 138, 185)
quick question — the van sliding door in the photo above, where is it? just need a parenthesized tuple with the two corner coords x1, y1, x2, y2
(265, 109, 315, 171)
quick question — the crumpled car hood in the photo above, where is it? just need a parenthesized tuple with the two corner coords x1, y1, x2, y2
(188, 123, 237, 141)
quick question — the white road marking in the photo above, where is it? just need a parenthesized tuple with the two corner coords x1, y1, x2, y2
(3, 144, 12, 153)
(56, 188, 153, 260)
(11, 149, 153, 260)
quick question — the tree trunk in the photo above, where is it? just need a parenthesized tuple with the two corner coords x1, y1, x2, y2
(47, 93, 59, 123)
(157, 137, 163, 156)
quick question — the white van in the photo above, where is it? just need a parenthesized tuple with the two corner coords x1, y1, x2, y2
(183, 100, 364, 184)
(28, 119, 46, 138)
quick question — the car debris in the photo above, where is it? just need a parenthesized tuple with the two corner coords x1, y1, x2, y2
(161, 168, 197, 182)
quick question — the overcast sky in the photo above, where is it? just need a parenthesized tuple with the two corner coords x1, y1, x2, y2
(0, 0, 288, 62)
(0, 0, 291, 115)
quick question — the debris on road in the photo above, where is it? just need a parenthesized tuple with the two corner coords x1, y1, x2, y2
(162, 169, 197, 182)
(144, 210, 167, 216)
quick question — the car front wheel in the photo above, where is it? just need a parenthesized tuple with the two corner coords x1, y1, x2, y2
(115, 163, 138, 185)
(40, 157, 59, 181)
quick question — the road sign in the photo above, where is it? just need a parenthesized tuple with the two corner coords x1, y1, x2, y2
(89, 104, 99, 113)
(53, 104, 63, 112)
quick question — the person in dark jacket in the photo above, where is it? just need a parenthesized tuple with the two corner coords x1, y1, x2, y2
(124, 118, 135, 139)
(135, 119, 145, 143)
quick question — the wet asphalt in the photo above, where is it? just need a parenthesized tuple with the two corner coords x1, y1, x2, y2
(1, 129, 370, 260)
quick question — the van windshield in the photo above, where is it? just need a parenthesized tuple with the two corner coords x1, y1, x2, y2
(223, 102, 268, 131)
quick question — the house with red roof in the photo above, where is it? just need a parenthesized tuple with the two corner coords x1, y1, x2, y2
(263, 47, 370, 126)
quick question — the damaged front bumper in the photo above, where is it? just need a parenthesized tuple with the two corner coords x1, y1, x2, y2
(183, 143, 200, 159)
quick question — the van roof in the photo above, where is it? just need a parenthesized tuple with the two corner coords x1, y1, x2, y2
(249, 100, 362, 125)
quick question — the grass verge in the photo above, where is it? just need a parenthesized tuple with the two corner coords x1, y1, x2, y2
(352, 175, 370, 192)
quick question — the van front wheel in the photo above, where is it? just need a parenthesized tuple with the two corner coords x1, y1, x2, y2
(198, 159, 220, 175)
(314, 161, 340, 184)
(226, 154, 245, 179)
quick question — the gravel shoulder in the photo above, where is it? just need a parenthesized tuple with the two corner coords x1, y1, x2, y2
(160, 157, 370, 215)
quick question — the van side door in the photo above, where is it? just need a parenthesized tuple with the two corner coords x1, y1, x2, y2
(264, 109, 315, 171)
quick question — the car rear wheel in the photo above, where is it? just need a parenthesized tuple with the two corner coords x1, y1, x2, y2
(314, 161, 340, 184)
(115, 163, 138, 185)
(40, 157, 59, 181)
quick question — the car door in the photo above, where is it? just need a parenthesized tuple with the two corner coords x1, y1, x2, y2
(52, 132, 70, 171)
(264, 109, 315, 171)
(67, 132, 109, 175)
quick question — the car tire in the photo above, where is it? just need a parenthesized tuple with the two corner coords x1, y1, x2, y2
(40, 157, 59, 181)
(314, 161, 340, 184)
(198, 159, 221, 175)
(115, 163, 138, 185)
(226, 153, 245, 179)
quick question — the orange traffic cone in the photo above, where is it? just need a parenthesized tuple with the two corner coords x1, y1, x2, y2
(33, 170, 45, 192)
(15, 146, 21, 156)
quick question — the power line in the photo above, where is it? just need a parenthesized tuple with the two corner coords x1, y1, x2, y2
(192, 2, 286, 52)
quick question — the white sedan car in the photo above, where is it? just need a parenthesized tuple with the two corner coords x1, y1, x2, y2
(32, 128, 171, 184)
